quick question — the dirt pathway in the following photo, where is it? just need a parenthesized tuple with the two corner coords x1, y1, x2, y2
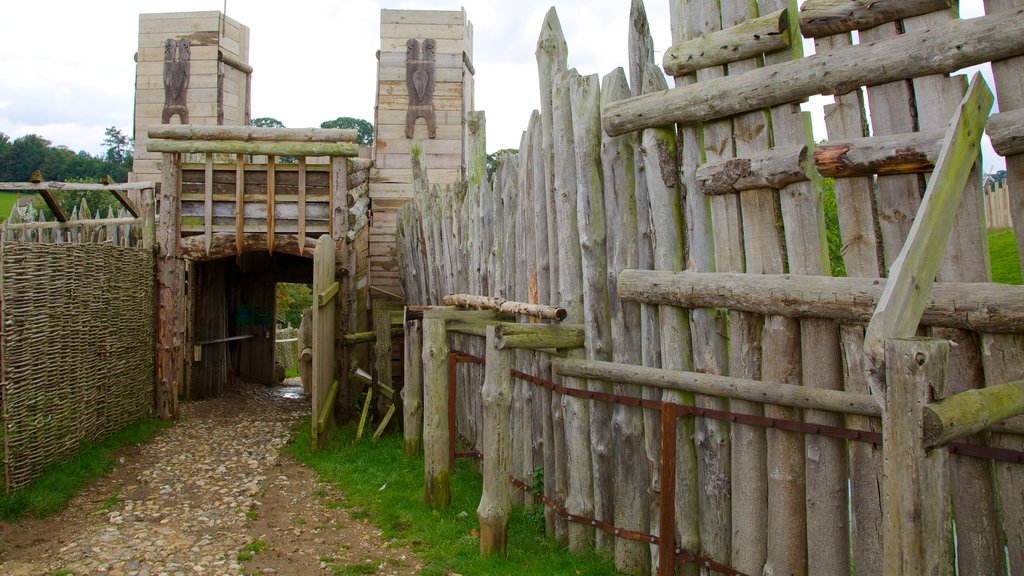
(0, 382, 420, 576)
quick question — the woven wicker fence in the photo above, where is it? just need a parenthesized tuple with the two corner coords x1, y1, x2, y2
(1, 242, 154, 492)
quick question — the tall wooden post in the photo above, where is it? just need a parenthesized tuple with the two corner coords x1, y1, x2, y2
(478, 324, 513, 557)
(423, 314, 451, 508)
(155, 152, 184, 419)
(332, 156, 352, 417)
(403, 309, 424, 455)
(882, 337, 953, 576)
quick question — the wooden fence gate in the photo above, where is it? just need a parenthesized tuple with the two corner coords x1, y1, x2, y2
(312, 234, 339, 451)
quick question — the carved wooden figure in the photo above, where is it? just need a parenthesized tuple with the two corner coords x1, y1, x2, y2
(405, 38, 437, 138)
(162, 38, 191, 124)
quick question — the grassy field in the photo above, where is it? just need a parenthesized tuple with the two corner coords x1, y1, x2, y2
(989, 228, 1022, 285)
(0, 191, 33, 221)
(287, 421, 624, 576)
(0, 418, 171, 520)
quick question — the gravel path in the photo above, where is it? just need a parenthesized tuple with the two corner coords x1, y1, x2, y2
(0, 382, 420, 576)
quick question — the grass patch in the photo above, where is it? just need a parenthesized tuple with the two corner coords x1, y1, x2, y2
(0, 418, 171, 521)
(334, 563, 379, 575)
(286, 420, 621, 576)
(989, 228, 1022, 285)
(237, 538, 270, 561)
(285, 366, 300, 379)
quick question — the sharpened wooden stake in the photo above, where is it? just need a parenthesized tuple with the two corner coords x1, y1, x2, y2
(478, 325, 513, 558)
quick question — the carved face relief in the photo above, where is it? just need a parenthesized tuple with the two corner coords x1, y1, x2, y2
(178, 38, 191, 61)
(406, 38, 418, 59)
(423, 38, 436, 59)
(164, 39, 177, 61)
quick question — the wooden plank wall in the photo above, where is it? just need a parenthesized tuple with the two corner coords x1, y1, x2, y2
(132, 11, 250, 184)
(370, 9, 473, 300)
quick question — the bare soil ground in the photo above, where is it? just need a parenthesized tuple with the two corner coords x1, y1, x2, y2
(0, 381, 420, 576)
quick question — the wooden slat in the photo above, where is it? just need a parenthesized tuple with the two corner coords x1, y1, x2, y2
(298, 157, 307, 253)
(267, 156, 276, 255)
(235, 154, 244, 256)
(204, 154, 214, 255)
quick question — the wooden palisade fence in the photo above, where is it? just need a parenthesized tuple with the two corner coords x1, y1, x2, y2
(397, 1, 1024, 576)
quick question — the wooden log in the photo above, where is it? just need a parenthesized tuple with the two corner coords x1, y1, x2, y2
(348, 195, 370, 225)
(922, 380, 1024, 447)
(347, 167, 370, 190)
(537, 8, 569, 543)
(422, 316, 451, 508)
(553, 67, 594, 554)
(663, 9, 789, 77)
(697, 145, 808, 195)
(554, 357, 880, 416)
(638, 59, 700, 573)
(0, 181, 157, 192)
(2, 217, 140, 231)
(799, 0, 953, 38)
(147, 139, 359, 157)
(341, 326, 404, 346)
(882, 337, 953, 576)
(147, 125, 358, 142)
(477, 325, 514, 557)
(402, 314, 421, 458)
(600, 64, 650, 575)
(180, 233, 317, 262)
(616, 270, 1024, 333)
(571, 71, 616, 553)
(204, 155, 213, 255)
(493, 323, 584, 350)
(235, 155, 245, 256)
(987, 108, 1024, 157)
(814, 130, 944, 177)
(603, 9, 1024, 135)
(441, 293, 566, 320)
(298, 158, 307, 249)
(865, 74, 994, 401)
(156, 152, 183, 420)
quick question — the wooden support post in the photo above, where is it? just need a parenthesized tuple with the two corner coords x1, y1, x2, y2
(298, 157, 307, 253)
(403, 311, 423, 456)
(422, 316, 451, 508)
(478, 325, 513, 557)
(204, 154, 213, 255)
(373, 300, 393, 426)
(267, 156, 276, 255)
(658, 402, 677, 576)
(235, 154, 244, 257)
(448, 351, 458, 469)
(882, 337, 953, 576)
(141, 189, 156, 251)
(156, 152, 184, 420)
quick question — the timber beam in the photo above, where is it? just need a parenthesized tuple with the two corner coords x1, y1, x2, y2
(147, 139, 359, 158)
(493, 323, 585, 350)
(148, 125, 358, 143)
(603, 9, 1022, 135)
(799, 0, 954, 38)
(180, 233, 318, 262)
(663, 9, 789, 77)
(442, 293, 568, 321)
(617, 269, 1024, 334)
(923, 381, 1024, 447)
(813, 130, 944, 178)
(987, 108, 1024, 157)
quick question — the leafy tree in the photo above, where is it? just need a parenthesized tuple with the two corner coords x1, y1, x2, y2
(320, 117, 374, 146)
(486, 148, 519, 183)
(0, 135, 51, 182)
(102, 126, 133, 165)
(821, 177, 847, 278)
(251, 117, 286, 128)
(276, 283, 312, 328)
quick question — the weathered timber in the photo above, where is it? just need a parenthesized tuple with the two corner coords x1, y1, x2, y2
(617, 269, 1024, 333)
(148, 125, 358, 142)
(3, 217, 140, 231)
(922, 380, 1024, 447)
(663, 9, 789, 77)
(373, 302, 393, 436)
(553, 68, 594, 554)
(341, 327, 403, 346)
(537, 7, 569, 543)
(477, 326, 513, 557)
(441, 294, 567, 320)
(218, 49, 252, 75)
(156, 153, 184, 420)
(422, 317, 451, 508)
(180, 233, 317, 262)
(864, 74, 994, 400)
(147, 139, 359, 157)
(799, 0, 954, 38)
(603, 10, 1023, 135)
(639, 59, 699, 573)
(882, 338, 953, 576)
(696, 145, 807, 195)
(0, 181, 157, 192)
(349, 195, 370, 225)
(987, 108, 1024, 157)
(311, 235, 337, 451)
(813, 130, 944, 177)
(553, 358, 880, 416)
(570, 70, 616, 553)
(493, 323, 584, 350)
(204, 155, 213, 255)
(601, 64, 650, 575)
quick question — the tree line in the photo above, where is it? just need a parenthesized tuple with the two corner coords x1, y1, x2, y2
(0, 127, 133, 184)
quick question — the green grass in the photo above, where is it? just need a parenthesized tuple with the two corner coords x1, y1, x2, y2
(237, 538, 270, 561)
(0, 192, 34, 222)
(0, 418, 172, 521)
(285, 366, 300, 379)
(989, 228, 1022, 285)
(286, 420, 623, 576)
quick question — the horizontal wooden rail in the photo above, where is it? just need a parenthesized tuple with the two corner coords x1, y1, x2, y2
(798, 0, 953, 38)
(0, 181, 157, 192)
(697, 146, 807, 195)
(987, 108, 1024, 157)
(442, 294, 567, 321)
(148, 125, 357, 143)
(923, 381, 1024, 447)
(814, 130, 944, 178)
(494, 322, 585, 350)
(603, 8, 1024, 135)
(341, 327, 404, 346)
(196, 334, 254, 345)
(617, 270, 1024, 334)
(663, 9, 789, 76)
(180, 233, 317, 262)
(553, 358, 882, 416)
(3, 217, 140, 231)
(218, 50, 254, 75)
(147, 139, 359, 157)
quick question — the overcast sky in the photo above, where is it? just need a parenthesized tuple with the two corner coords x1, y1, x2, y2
(0, 1, 999, 170)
